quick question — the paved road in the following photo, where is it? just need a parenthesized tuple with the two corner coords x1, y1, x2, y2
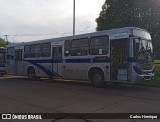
(0, 75, 160, 122)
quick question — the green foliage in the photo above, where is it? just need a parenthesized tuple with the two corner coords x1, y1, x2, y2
(96, 0, 160, 58)
(154, 60, 160, 64)
(146, 72, 160, 86)
(154, 60, 160, 67)
(0, 38, 8, 47)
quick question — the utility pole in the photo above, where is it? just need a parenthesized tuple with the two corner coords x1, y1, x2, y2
(13, 34, 17, 43)
(4, 35, 9, 43)
(73, 0, 75, 36)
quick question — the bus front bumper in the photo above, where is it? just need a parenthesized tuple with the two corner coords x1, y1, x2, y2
(132, 73, 155, 83)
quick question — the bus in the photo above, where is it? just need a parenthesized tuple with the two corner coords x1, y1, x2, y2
(0, 47, 6, 75)
(5, 27, 155, 87)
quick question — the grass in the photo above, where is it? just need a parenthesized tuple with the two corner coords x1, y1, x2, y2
(144, 60, 160, 86)
(146, 72, 160, 86)
(154, 60, 160, 63)
(154, 60, 160, 67)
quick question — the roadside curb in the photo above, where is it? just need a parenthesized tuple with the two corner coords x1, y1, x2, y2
(135, 82, 160, 88)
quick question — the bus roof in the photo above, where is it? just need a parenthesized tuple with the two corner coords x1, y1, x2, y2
(7, 27, 150, 47)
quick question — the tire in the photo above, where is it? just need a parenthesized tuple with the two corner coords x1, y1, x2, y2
(91, 70, 106, 87)
(28, 68, 36, 80)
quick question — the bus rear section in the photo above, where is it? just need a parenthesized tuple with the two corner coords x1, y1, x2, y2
(0, 47, 6, 75)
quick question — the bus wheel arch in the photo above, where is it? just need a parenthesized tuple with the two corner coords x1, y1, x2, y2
(27, 66, 36, 80)
(88, 67, 106, 87)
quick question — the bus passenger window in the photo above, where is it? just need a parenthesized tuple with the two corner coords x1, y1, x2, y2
(70, 38, 89, 56)
(0, 50, 5, 67)
(30, 44, 41, 58)
(64, 40, 70, 56)
(90, 36, 109, 55)
(41, 43, 51, 57)
(7, 47, 15, 60)
(24, 45, 30, 58)
(15, 50, 22, 60)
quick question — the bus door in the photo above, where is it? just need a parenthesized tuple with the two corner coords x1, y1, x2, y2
(52, 46, 62, 77)
(110, 38, 130, 82)
(15, 49, 22, 75)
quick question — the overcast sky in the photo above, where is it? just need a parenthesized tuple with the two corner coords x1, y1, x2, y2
(0, 0, 105, 43)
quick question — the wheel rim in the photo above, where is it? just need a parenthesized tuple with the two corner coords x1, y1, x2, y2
(29, 70, 35, 80)
(93, 74, 102, 84)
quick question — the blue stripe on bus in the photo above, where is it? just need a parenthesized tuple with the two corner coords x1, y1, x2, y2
(25, 57, 136, 65)
(24, 57, 136, 77)
(127, 57, 136, 62)
(24, 58, 110, 77)
(25, 60, 60, 77)
(25, 58, 111, 64)
(65, 58, 110, 63)
(65, 58, 91, 63)
(34, 63, 58, 77)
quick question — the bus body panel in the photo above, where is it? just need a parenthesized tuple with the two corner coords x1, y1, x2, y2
(5, 27, 154, 85)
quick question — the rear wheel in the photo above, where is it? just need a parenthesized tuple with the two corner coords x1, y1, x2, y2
(91, 70, 106, 87)
(28, 68, 36, 80)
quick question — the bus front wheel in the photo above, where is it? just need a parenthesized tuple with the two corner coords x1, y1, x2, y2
(91, 70, 106, 87)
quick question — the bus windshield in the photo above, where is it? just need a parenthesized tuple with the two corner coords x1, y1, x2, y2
(134, 38, 153, 69)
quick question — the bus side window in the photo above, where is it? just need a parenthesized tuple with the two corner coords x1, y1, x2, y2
(7, 47, 15, 60)
(0, 50, 5, 67)
(64, 40, 70, 56)
(90, 35, 109, 55)
(24, 45, 30, 58)
(15, 50, 22, 60)
(30, 44, 41, 58)
(41, 43, 51, 57)
(70, 38, 89, 56)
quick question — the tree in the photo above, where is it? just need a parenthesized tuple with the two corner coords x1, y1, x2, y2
(0, 38, 8, 47)
(96, 0, 160, 58)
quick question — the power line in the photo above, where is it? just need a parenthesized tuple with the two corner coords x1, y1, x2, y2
(0, 30, 94, 37)
(0, 32, 69, 37)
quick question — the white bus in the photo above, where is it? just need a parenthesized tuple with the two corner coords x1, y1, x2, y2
(0, 47, 6, 75)
(5, 27, 155, 87)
